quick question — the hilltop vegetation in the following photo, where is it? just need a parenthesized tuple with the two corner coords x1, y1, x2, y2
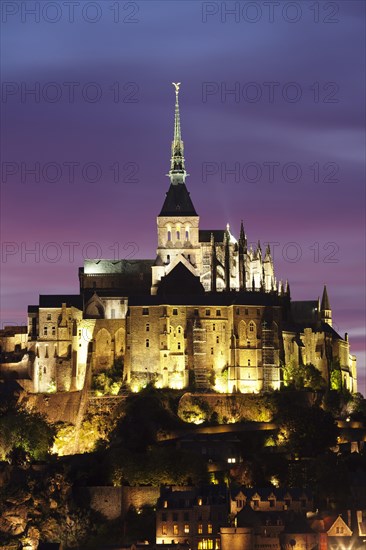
(0, 380, 366, 547)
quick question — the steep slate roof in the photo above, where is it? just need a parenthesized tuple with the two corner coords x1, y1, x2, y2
(83, 259, 154, 275)
(321, 285, 330, 310)
(283, 514, 315, 534)
(157, 262, 205, 296)
(39, 294, 83, 309)
(199, 229, 226, 243)
(128, 290, 286, 306)
(290, 301, 319, 324)
(236, 504, 262, 528)
(0, 325, 28, 336)
(231, 487, 313, 502)
(159, 183, 197, 216)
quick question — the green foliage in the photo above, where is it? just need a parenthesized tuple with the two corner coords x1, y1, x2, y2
(110, 447, 206, 487)
(0, 408, 55, 462)
(277, 405, 338, 457)
(111, 384, 183, 451)
(308, 452, 352, 508)
(0, 460, 98, 548)
(91, 356, 124, 396)
(178, 393, 277, 424)
(283, 362, 325, 391)
(323, 390, 366, 420)
(330, 366, 342, 391)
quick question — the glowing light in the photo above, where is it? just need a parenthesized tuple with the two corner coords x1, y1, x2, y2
(270, 475, 280, 488)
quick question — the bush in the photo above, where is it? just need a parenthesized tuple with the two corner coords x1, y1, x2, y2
(91, 357, 124, 396)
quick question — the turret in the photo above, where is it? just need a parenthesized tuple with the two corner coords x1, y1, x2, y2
(321, 285, 332, 326)
(238, 220, 246, 291)
(210, 232, 217, 292)
(224, 229, 230, 292)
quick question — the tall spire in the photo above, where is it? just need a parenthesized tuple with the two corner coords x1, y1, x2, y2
(321, 285, 330, 311)
(169, 82, 187, 185)
(321, 285, 332, 326)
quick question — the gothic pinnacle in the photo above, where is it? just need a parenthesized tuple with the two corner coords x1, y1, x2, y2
(168, 82, 187, 184)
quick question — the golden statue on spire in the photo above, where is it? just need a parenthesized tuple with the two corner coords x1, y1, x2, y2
(172, 82, 181, 94)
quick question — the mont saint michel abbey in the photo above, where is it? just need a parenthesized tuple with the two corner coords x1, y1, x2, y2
(0, 85, 357, 395)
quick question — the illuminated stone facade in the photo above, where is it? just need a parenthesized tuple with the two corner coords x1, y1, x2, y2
(0, 85, 357, 395)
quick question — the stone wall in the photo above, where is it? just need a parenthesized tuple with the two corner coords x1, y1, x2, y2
(86, 486, 123, 520)
(121, 486, 160, 516)
(178, 392, 277, 423)
(87, 485, 193, 518)
(19, 391, 84, 424)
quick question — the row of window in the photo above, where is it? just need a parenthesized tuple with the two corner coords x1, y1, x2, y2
(142, 308, 223, 317)
(236, 498, 307, 508)
(166, 226, 190, 242)
(236, 308, 261, 316)
(142, 307, 263, 317)
(161, 523, 213, 535)
(43, 326, 56, 336)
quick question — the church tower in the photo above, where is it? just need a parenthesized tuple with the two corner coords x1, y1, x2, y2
(151, 84, 202, 294)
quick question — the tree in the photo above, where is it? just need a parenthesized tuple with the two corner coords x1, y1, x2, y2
(0, 408, 55, 462)
(283, 362, 325, 391)
(110, 447, 206, 487)
(329, 359, 342, 391)
(277, 405, 338, 457)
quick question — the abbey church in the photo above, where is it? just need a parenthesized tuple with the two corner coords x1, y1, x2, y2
(0, 85, 357, 395)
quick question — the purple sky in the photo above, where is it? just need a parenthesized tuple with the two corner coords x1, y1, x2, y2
(1, 1, 365, 394)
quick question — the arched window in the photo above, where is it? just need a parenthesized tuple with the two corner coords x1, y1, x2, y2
(248, 321, 256, 339)
(167, 225, 172, 241)
(146, 339, 149, 348)
(176, 224, 181, 241)
(238, 320, 246, 345)
(185, 226, 190, 241)
(248, 359, 251, 366)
